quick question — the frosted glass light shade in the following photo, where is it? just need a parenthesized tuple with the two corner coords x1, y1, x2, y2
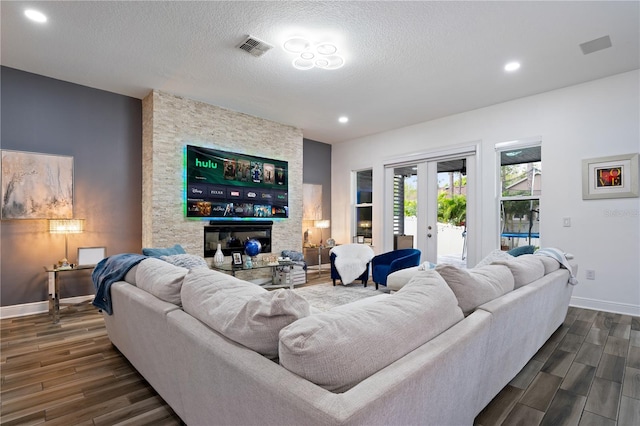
(49, 219, 85, 234)
(314, 220, 330, 229)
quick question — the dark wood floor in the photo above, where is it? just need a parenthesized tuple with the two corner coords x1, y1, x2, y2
(1, 275, 639, 425)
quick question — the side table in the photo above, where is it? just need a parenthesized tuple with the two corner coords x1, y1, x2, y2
(303, 246, 332, 276)
(44, 265, 95, 323)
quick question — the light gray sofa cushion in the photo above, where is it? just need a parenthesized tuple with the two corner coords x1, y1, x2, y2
(160, 253, 209, 270)
(181, 268, 310, 359)
(533, 254, 561, 275)
(435, 264, 514, 315)
(474, 249, 514, 267)
(135, 257, 188, 305)
(387, 266, 420, 291)
(278, 270, 464, 392)
(124, 264, 139, 285)
(492, 254, 545, 288)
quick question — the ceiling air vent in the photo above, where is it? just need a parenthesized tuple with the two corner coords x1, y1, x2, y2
(580, 35, 612, 55)
(237, 35, 273, 57)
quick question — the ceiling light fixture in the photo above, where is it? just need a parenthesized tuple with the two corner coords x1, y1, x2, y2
(283, 37, 345, 71)
(25, 9, 47, 23)
(504, 61, 521, 72)
(338, 116, 349, 123)
(283, 37, 310, 53)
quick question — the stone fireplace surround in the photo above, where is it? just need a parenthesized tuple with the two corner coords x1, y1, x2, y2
(141, 90, 303, 262)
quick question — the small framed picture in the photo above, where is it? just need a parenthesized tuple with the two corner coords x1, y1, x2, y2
(582, 153, 639, 199)
(232, 251, 243, 267)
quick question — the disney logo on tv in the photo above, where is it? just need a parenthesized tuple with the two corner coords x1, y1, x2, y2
(191, 188, 203, 194)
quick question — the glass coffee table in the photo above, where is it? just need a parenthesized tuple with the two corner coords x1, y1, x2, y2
(212, 261, 296, 289)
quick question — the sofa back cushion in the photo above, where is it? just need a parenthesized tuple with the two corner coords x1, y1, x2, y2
(181, 268, 310, 359)
(492, 254, 545, 288)
(278, 270, 464, 392)
(435, 264, 514, 315)
(160, 253, 209, 270)
(135, 257, 188, 305)
(532, 253, 561, 275)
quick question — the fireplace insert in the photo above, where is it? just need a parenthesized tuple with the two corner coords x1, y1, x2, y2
(204, 221, 272, 257)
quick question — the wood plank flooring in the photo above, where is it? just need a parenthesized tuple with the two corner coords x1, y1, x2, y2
(1, 275, 639, 425)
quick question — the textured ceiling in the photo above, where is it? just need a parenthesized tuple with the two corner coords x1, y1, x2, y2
(1, 1, 638, 144)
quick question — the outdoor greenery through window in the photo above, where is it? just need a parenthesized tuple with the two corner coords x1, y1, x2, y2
(499, 145, 541, 250)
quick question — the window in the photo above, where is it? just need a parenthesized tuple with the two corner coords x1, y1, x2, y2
(355, 169, 372, 243)
(498, 145, 541, 250)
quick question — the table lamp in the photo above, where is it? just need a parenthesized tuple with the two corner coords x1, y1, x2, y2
(49, 219, 84, 268)
(314, 219, 330, 247)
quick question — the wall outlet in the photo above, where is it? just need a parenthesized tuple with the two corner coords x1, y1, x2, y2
(563, 217, 571, 227)
(586, 270, 595, 280)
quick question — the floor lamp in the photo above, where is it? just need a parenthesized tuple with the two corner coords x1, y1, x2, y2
(49, 219, 85, 268)
(314, 219, 330, 275)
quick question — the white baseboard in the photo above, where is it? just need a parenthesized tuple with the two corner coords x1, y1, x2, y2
(570, 296, 640, 317)
(0, 295, 95, 320)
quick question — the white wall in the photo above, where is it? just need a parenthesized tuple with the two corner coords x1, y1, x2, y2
(332, 70, 640, 315)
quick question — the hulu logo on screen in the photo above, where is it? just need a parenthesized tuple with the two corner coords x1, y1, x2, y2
(195, 158, 217, 169)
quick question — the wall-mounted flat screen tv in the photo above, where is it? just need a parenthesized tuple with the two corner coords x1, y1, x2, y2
(186, 145, 288, 220)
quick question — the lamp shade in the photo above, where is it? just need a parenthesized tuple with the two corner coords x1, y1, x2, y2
(314, 220, 330, 229)
(49, 219, 84, 234)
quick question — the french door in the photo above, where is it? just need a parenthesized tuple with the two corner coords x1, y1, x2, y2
(385, 149, 476, 267)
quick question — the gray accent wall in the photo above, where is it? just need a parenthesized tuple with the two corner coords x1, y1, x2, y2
(1, 67, 142, 307)
(0, 67, 331, 309)
(303, 138, 332, 219)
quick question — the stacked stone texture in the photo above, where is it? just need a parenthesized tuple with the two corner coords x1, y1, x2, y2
(142, 90, 303, 270)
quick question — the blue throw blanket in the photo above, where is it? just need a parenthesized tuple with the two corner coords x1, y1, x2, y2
(92, 253, 147, 314)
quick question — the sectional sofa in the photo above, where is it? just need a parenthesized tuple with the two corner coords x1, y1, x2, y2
(97, 251, 576, 425)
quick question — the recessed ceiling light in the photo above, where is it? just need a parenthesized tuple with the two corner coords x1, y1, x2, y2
(338, 116, 349, 124)
(504, 61, 521, 72)
(25, 9, 47, 23)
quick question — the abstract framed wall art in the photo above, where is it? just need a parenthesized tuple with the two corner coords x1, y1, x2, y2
(582, 153, 638, 200)
(1, 150, 74, 219)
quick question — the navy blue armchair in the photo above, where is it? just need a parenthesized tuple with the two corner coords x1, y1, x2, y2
(371, 248, 421, 289)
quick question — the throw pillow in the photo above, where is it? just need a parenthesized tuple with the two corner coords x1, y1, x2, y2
(278, 270, 464, 392)
(160, 253, 209, 270)
(135, 257, 189, 305)
(474, 249, 514, 267)
(181, 268, 310, 359)
(491, 254, 545, 288)
(281, 250, 305, 262)
(435, 264, 514, 315)
(142, 244, 187, 257)
(417, 261, 436, 271)
(507, 245, 536, 257)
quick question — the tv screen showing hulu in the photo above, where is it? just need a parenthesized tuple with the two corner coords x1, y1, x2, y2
(186, 145, 288, 219)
